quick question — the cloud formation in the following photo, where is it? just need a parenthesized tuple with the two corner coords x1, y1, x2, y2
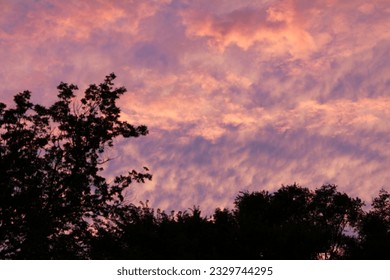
(1, 0, 390, 213)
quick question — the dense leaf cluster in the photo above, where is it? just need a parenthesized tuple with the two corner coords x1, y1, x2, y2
(0, 75, 389, 259)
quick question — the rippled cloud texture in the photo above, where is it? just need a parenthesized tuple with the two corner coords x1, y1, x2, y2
(1, 0, 390, 213)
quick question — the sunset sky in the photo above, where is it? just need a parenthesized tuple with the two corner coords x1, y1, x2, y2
(1, 0, 390, 213)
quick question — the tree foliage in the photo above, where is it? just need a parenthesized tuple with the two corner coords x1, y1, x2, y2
(88, 184, 386, 260)
(0, 73, 151, 259)
(0, 75, 389, 259)
(232, 184, 363, 259)
(357, 189, 390, 259)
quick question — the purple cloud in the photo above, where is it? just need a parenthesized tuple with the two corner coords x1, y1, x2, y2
(1, 0, 390, 213)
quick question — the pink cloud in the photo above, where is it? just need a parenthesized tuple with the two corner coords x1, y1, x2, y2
(181, 5, 317, 58)
(1, 0, 390, 213)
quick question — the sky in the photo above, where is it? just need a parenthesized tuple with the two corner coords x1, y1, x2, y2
(1, 0, 390, 214)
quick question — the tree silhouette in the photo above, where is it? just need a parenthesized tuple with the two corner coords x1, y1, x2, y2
(90, 185, 383, 260)
(0, 79, 388, 260)
(232, 184, 363, 259)
(91, 204, 221, 259)
(357, 189, 390, 259)
(0, 73, 151, 259)
(310, 184, 363, 259)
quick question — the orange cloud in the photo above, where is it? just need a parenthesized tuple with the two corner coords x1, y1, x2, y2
(2, 0, 390, 214)
(181, 3, 318, 58)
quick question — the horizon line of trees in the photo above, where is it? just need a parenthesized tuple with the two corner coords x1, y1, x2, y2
(89, 183, 390, 260)
(1, 74, 389, 260)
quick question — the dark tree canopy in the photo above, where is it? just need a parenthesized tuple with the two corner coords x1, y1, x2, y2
(232, 184, 363, 259)
(357, 189, 390, 259)
(89, 184, 385, 260)
(0, 75, 389, 259)
(0, 73, 151, 259)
